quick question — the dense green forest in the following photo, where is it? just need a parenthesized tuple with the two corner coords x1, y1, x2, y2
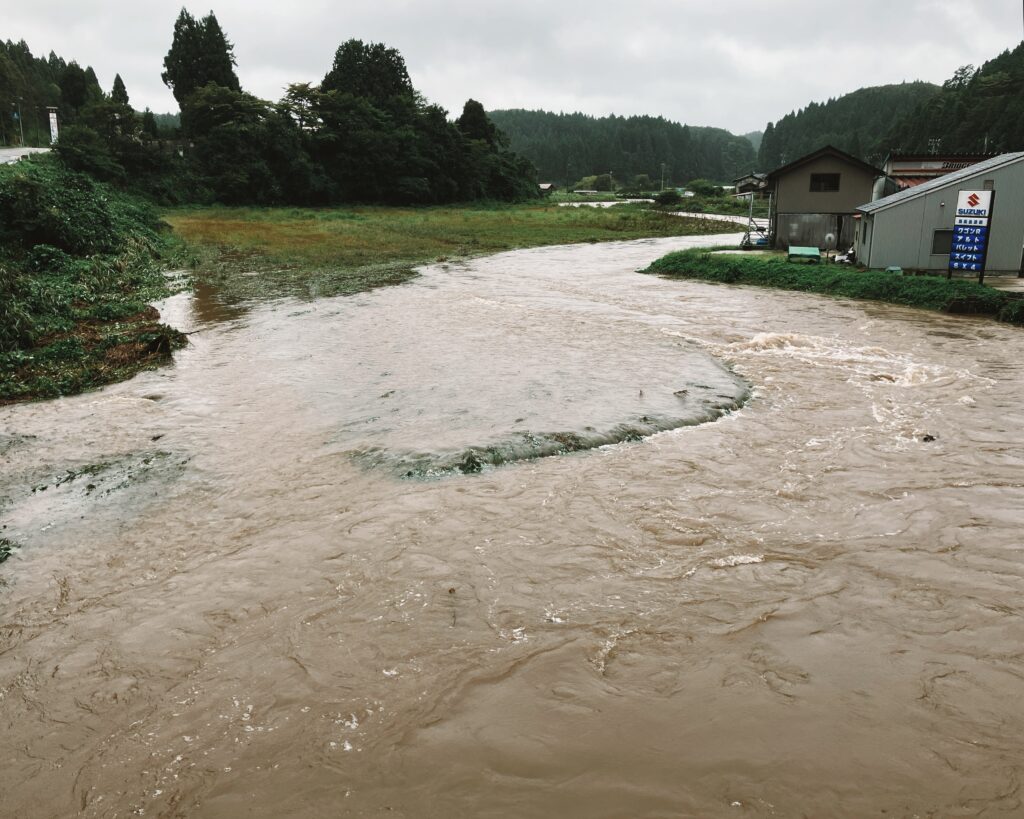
(757, 82, 940, 169)
(884, 42, 1024, 155)
(0, 39, 175, 145)
(3, 10, 537, 206)
(1, 39, 101, 145)
(487, 109, 757, 187)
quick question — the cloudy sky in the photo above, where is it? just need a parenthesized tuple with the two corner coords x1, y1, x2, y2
(5, 1, 1023, 133)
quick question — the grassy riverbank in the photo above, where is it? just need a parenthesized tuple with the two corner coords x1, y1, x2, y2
(2, 183, 731, 404)
(167, 203, 727, 302)
(644, 249, 1024, 325)
(1, 159, 185, 404)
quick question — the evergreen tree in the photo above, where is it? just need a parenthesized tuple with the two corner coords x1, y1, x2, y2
(162, 8, 240, 106)
(111, 73, 129, 106)
(321, 39, 413, 106)
(457, 99, 499, 146)
(758, 122, 776, 167)
(141, 108, 159, 139)
(199, 13, 241, 92)
(59, 62, 92, 113)
(161, 9, 200, 104)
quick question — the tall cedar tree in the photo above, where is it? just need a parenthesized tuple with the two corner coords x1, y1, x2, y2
(59, 62, 92, 112)
(162, 8, 240, 106)
(111, 73, 129, 106)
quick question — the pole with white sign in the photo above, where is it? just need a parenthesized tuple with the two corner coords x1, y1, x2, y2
(47, 107, 59, 145)
(949, 189, 995, 285)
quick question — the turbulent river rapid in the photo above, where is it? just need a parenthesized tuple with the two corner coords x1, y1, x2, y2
(2, 235, 1024, 818)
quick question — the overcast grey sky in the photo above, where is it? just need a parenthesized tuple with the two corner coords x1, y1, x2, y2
(5, 1, 1023, 133)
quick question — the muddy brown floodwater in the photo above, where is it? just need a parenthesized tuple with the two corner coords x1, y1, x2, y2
(2, 235, 1024, 818)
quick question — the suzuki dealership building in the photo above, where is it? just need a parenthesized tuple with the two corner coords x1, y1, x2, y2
(855, 152, 1024, 275)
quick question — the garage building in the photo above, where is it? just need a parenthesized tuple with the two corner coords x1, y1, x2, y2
(855, 152, 1024, 275)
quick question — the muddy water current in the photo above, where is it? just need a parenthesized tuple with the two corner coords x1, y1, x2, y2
(2, 235, 1024, 818)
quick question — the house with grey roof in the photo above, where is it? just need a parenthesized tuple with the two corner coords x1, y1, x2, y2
(855, 152, 1024, 275)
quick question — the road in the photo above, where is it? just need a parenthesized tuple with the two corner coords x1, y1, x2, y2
(0, 146, 51, 164)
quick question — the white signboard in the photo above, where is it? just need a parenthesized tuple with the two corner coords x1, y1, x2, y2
(954, 189, 993, 221)
(48, 110, 59, 145)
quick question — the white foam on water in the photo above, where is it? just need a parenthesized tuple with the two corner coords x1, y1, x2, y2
(711, 554, 765, 568)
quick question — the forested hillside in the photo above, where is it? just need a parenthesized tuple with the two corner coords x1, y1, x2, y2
(884, 42, 1024, 155)
(757, 82, 939, 169)
(487, 109, 757, 186)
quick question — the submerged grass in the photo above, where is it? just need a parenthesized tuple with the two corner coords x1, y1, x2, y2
(643, 249, 1024, 326)
(166, 203, 728, 302)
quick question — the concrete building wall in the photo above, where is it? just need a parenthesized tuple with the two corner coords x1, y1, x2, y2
(857, 160, 1024, 274)
(776, 213, 856, 249)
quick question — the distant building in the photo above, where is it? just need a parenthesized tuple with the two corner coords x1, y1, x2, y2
(733, 172, 768, 196)
(856, 152, 1024, 274)
(766, 145, 889, 250)
(538, 182, 557, 195)
(883, 152, 996, 191)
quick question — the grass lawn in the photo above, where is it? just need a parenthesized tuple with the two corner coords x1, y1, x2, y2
(166, 202, 730, 302)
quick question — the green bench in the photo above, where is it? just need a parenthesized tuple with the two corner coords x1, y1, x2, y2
(787, 246, 821, 263)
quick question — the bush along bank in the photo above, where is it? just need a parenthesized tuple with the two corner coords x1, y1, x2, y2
(643, 249, 1024, 326)
(0, 158, 186, 403)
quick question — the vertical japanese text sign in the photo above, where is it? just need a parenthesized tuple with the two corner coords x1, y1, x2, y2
(949, 189, 995, 282)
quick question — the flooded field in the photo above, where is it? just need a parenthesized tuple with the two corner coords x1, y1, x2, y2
(2, 234, 1023, 817)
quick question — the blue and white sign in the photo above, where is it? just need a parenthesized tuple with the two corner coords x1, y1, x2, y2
(949, 190, 995, 276)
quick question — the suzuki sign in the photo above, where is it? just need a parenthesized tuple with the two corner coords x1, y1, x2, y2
(949, 189, 995, 283)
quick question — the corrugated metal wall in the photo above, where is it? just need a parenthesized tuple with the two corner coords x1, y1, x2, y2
(859, 160, 1024, 274)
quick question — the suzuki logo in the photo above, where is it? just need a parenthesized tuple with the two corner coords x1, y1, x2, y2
(967, 193, 981, 207)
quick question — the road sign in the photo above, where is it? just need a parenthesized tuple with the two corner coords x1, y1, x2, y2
(949, 189, 995, 283)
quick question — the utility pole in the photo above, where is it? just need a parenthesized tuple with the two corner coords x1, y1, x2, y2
(660, 162, 666, 191)
(12, 100, 25, 147)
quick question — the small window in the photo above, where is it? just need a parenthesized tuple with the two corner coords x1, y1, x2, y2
(810, 173, 841, 192)
(932, 229, 953, 255)
(983, 179, 995, 191)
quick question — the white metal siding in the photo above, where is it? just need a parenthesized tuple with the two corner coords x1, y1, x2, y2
(859, 160, 1024, 274)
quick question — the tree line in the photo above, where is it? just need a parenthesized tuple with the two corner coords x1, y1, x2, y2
(757, 82, 940, 170)
(487, 109, 758, 187)
(883, 42, 1024, 156)
(5, 10, 538, 206)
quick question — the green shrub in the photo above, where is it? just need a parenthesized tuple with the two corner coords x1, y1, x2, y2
(997, 299, 1024, 325)
(643, 249, 1021, 326)
(653, 190, 683, 207)
(0, 156, 184, 400)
